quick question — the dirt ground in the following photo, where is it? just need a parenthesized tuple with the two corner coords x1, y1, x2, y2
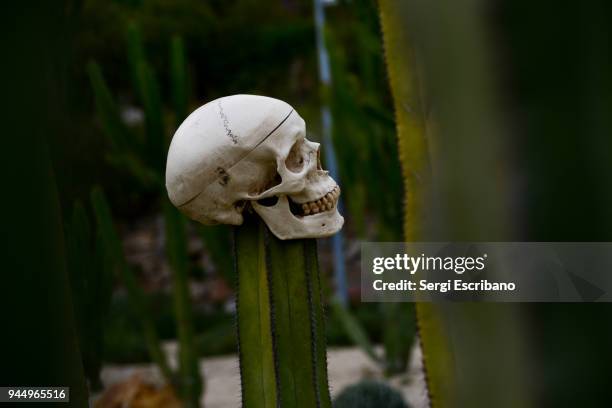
(98, 342, 429, 407)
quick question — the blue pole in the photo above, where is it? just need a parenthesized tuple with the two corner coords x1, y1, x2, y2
(313, 0, 348, 306)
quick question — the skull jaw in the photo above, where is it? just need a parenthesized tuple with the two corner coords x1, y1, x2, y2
(252, 195, 344, 240)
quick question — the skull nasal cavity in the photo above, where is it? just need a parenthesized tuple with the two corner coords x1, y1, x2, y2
(285, 139, 306, 173)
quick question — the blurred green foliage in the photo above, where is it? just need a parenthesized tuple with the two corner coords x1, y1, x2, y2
(65, 201, 113, 390)
(164, 201, 203, 405)
(323, 0, 414, 377)
(330, 300, 382, 366)
(102, 295, 385, 365)
(88, 22, 204, 404)
(91, 187, 174, 383)
(326, 1, 403, 241)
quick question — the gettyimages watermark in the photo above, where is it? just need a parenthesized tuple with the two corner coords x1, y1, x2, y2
(361, 243, 612, 302)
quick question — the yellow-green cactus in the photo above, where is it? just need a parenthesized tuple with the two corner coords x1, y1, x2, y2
(379, 1, 532, 407)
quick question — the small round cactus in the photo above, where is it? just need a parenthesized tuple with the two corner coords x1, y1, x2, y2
(333, 380, 409, 408)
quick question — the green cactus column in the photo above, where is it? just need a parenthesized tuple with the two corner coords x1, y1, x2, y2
(235, 215, 331, 408)
(379, 1, 532, 408)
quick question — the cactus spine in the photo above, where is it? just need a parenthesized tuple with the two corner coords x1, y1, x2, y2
(235, 215, 331, 408)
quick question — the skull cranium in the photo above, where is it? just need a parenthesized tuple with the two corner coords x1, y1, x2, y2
(165, 94, 344, 240)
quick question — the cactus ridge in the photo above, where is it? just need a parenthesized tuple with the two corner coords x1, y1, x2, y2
(263, 228, 282, 406)
(304, 243, 321, 408)
(305, 240, 332, 407)
(233, 228, 247, 408)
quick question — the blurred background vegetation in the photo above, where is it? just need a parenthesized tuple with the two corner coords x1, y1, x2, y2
(53, 0, 408, 392)
(4, 0, 612, 407)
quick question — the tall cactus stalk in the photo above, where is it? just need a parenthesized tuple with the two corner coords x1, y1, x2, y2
(378, 2, 454, 405)
(235, 215, 331, 408)
(164, 201, 203, 407)
(379, 1, 531, 407)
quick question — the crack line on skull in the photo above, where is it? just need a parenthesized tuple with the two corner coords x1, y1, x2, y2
(176, 108, 295, 208)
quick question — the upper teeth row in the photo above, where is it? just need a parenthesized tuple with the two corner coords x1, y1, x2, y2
(302, 186, 340, 215)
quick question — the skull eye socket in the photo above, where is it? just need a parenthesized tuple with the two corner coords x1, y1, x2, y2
(285, 139, 307, 173)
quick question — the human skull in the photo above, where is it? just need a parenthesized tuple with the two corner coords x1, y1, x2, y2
(165, 94, 344, 240)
